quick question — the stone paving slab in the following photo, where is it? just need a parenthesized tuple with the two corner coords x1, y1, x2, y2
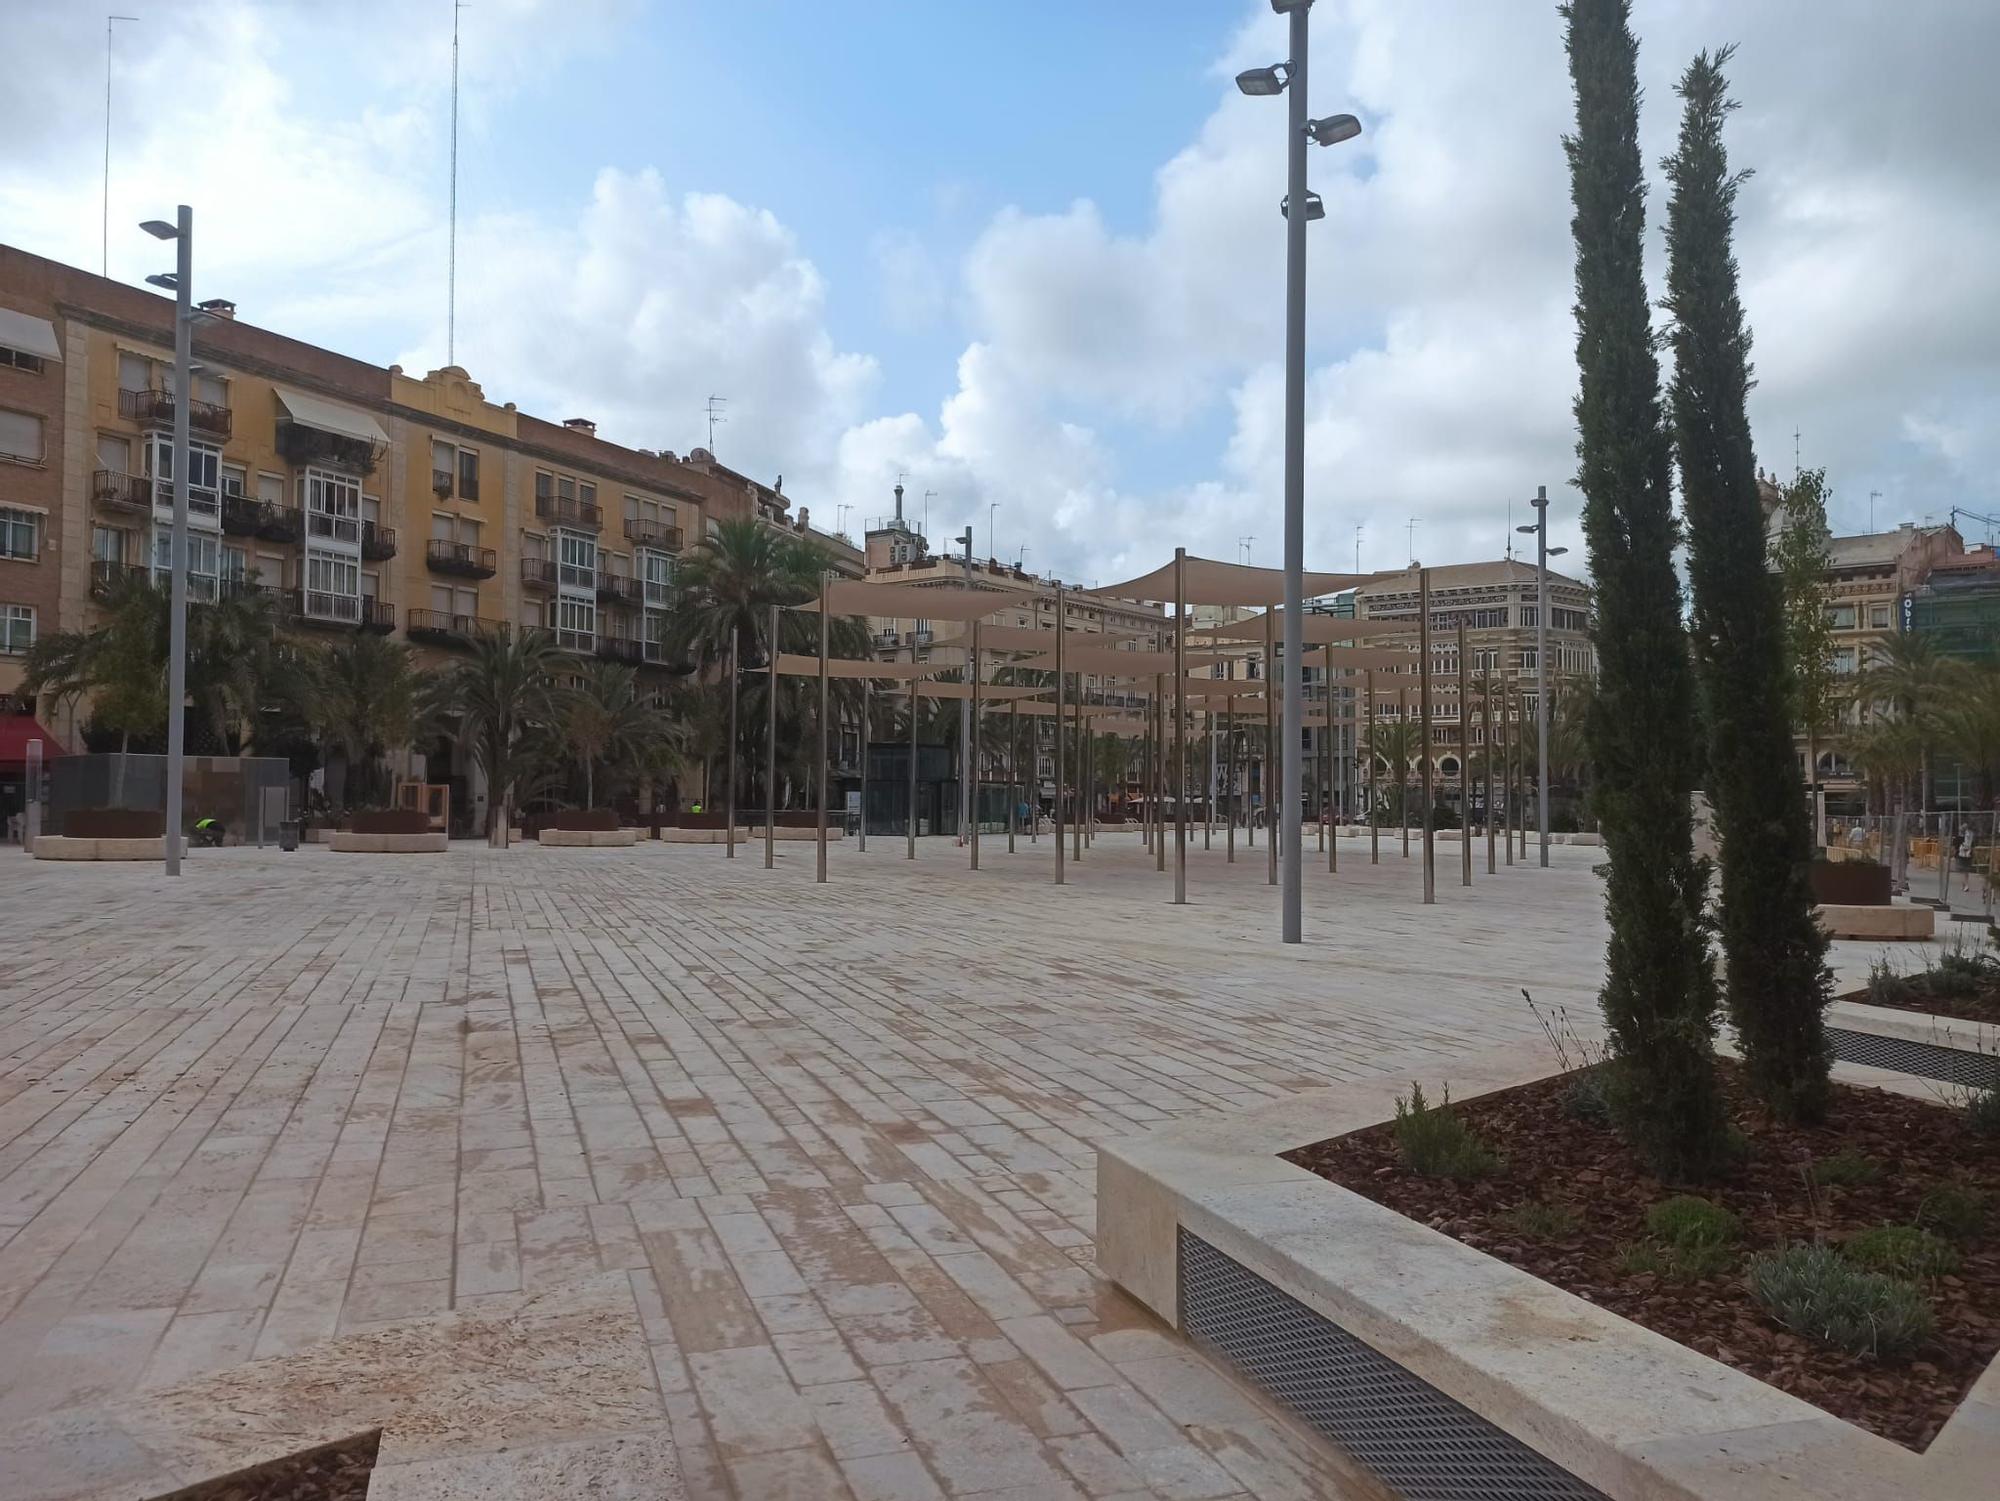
(0, 831, 1890, 1499)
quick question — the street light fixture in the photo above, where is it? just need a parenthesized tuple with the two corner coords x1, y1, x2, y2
(1237, 0, 1361, 943)
(1279, 193, 1326, 221)
(144, 206, 193, 876)
(1514, 489, 1565, 867)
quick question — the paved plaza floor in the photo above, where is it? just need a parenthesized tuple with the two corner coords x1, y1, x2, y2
(0, 830, 1906, 1498)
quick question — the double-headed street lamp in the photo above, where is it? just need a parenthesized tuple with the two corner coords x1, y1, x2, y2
(1515, 486, 1568, 868)
(1236, 0, 1361, 943)
(141, 208, 193, 876)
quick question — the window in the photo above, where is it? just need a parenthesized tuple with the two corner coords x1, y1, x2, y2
(193, 371, 227, 407)
(1552, 606, 1589, 632)
(457, 447, 480, 500)
(97, 433, 130, 473)
(557, 475, 576, 504)
(0, 506, 38, 560)
(1870, 604, 1891, 629)
(306, 553, 360, 620)
(221, 463, 247, 498)
(1825, 604, 1857, 630)
(117, 352, 152, 392)
(557, 529, 596, 588)
(1833, 647, 1858, 676)
(640, 549, 675, 607)
(304, 467, 361, 544)
(557, 596, 595, 650)
(1, 604, 33, 654)
(153, 531, 220, 599)
(0, 408, 44, 463)
(579, 481, 596, 513)
(0, 346, 44, 374)
(221, 545, 248, 585)
(1518, 606, 1538, 628)
(430, 583, 454, 613)
(92, 525, 130, 564)
(147, 436, 220, 511)
(257, 472, 284, 505)
(1520, 648, 1539, 671)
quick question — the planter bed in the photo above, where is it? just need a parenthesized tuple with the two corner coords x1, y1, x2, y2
(538, 828, 639, 847)
(31, 835, 167, 861)
(1098, 1043, 1999, 1500)
(327, 831, 448, 853)
(1823, 992, 2000, 1093)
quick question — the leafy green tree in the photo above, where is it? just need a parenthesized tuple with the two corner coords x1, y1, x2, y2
(423, 627, 565, 841)
(1856, 631, 1954, 811)
(1565, 0, 1729, 1176)
(305, 635, 419, 808)
(563, 660, 678, 808)
(1665, 46, 1831, 1123)
(1770, 467, 1838, 784)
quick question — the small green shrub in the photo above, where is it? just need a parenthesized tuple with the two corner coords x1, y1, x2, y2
(1497, 1201, 1581, 1240)
(1645, 1195, 1740, 1250)
(1392, 1083, 1500, 1180)
(1616, 1237, 1736, 1279)
(1808, 1150, 1882, 1188)
(1560, 1067, 1613, 1125)
(1916, 1181, 1991, 1241)
(1964, 1082, 2000, 1139)
(1748, 1243, 1935, 1358)
(1841, 1225, 1960, 1280)
(1866, 956, 1916, 1006)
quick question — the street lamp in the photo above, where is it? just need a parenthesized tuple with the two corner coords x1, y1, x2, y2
(1236, 0, 1362, 943)
(144, 208, 192, 876)
(1516, 488, 1568, 868)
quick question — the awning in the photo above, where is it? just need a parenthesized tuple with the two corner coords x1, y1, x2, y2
(0, 716, 68, 770)
(274, 387, 389, 446)
(0, 309, 61, 362)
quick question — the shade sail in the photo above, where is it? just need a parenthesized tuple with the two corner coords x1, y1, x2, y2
(0, 309, 61, 362)
(1319, 646, 1419, 671)
(931, 622, 1147, 651)
(273, 387, 388, 445)
(765, 654, 940, 680)
(1012, 646, 1232, 674)
(1188, 612, 1414, 645)
(802, 581, 1017, 621)
(1091, 555, 1380, 607)
(898, 681, 1047, 702)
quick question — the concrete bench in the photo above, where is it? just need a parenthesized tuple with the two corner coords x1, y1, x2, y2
(539, 828, 639, 847)
(327, 832, 449, 853)
(31, 836, 168, 861)
(1814, 903, 1934, 941)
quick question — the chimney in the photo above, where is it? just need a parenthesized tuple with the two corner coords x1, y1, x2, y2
(893, 481, 904, 522)
(562, 417, 596, 436)
(197, 297, 236, 320)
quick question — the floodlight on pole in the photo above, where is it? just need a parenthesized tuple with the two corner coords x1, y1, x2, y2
(1520, 484, 1557, 868)
(146, 206, 194, 876)
(144, 273, 177, 291)
(1279, 193, 1326, 221)
(1238, 0, 1362, 943)
(140, 219, 177, 240)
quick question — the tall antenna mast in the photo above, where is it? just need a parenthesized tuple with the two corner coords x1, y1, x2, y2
(1793, 426, 1802, 478)
(1408, 516, 1419, 566)
(103, 15, 138, 277)
(447, 1, 465, 365)
(704, 395, 727, 451)
(1354, 524, 1362, 574)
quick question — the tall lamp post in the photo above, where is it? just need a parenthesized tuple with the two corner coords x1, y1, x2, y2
(142, 208, 192, 876)
(1237, 0, 1360, 943)
(1515, 487, 1568, 869)
(956, 526, 974, 845)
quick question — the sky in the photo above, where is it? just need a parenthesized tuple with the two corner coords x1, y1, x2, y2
(4, 0, 1997, 587)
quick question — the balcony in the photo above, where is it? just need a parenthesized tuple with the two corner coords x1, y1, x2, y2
(221, 494, 261, 536)
(89, 561, 149, 600)
(431, 468, 453, 497)
(595, 633, 645, 665)
(360, 521, 397, 561)
(427, 539, 496, 578)
(873, 630, 902, 650)
(255, 505, 303, 544)
(92, 469, 151, 515)
(293, 589, 361, 628)
(642, 637, 693, 674)
(535, 494, 601, 530)
(305, 511, 361, 547)
(118, 386, 232, 440)
(406, 609, 497, 647)
(520, 557, 557, 589)
(623, 517, 682, 551)
(359, 599, 394, 634)
(276, 422, 382, 476)
(596, 573, 643, 608)
(220, 576, 288, 608)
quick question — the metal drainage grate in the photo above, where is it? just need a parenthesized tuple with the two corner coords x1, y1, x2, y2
(1178, 1228, 1606, 1501)
(1829, 1026, 2000, 1091)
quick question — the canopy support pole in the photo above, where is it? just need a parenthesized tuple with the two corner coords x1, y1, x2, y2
(1173, 547, 1187, 904)
(765, 602, 778, 869)
(1265, 610, 1277, 886)
(1226, 696, 1237, 863)
(816, 572, 829, 883)
(969, 620, 981, 870)
(1054, 584, 1066, 884)
(1458, 618, 1471, 887)
(1367, 669, 1379, 864)
(1399, 686, 1410, 859)
(907, 633, 920, 859)
(1007, 699, 1017, 854)
(1154, 673, 1166, 873)
(1504, 673, 1515, 867)
(726, 630, 738, 859)
(859, 678, 870, 853)
(1325, 643, 1336, 874)
(1205, 707, 1215, 851)
(1420, 568, 1435, 905)
(1485, 671, 1497, 874)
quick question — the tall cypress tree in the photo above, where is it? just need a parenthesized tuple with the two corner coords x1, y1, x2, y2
(1564, 0, 1731, 1178)
(1665, 49, 1833, 1122)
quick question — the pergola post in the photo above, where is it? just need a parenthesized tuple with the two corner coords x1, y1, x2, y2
(1226, 695, 1237, 863)
(1325, 643, 1336, 874)
(859, 678, 870, 853)
(1367, 669, 1379, 865)
(1419, 568, 1435, 905)
(907, 632, 920, 859)
(1264, 610, 1277, 886)
(1054, 583, 1066, 884)
(1485, 670, 1497, 874)
(815, 571, 829, 883)
(1173, 547, 1187, 905)
(765, 601, 778, 869)
(725, 630, 738, 860)
(1399, 686, 1410, 859)
(1007, 700, 1018, 854)
(1154, 672, 1167, 874)
(1458, 618, 1471, 887)
(1072, 689, 1083, 865)
(1504, 673, 1515, 867)
(969, 619, 981, 871)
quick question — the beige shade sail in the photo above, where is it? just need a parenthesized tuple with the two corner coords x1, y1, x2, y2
(1320, 646, 1420, 671)
(764, 654, 942, 680)
(1090, 555, 1381, 606)
(799, 581, 1018, 621)
(1012, 645, 1233, 674)
(1188, 613, 1415, 645)
(902, 681, 1047, 702)
(930, 622, 1147, 651)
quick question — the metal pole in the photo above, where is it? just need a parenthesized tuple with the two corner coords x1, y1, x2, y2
(907, 632, 919, 858)
(1154, 672, 1167, 873)
(1226, 696, 1237, 863)
(1485, 670, 1497, 874)
(816, 573, 829, 883)
(1008, 699, 1017, 854)
(1534, 484, 1551, 867)
(725, 627, 738, 860)
(1174, 548, 1188, 903)
(1367, 669, 1378, 865)
(959, 529, 973, 846)
(1072, 689, 1083, 864)
(765, 602, 778, 868)
(1458, 619, 1471, 887)
(1054, 584, 1066, 884)
(1399, 686, 1410, 859)
(1278, 0, 1309, 943)
(859, 678, 870, 852)
(1504, 674, 1515, 866)
(1419, 569, 1435, 904)
(970, 618, 981, 870)
(1265, 611, 1278, 886)
(1206, 704, 1216, 850)
(163, 204, 192, 875)
(1326, 644, 1336, 873)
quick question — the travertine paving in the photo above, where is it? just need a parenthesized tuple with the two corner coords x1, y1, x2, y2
(0, 830, 1643, 1497)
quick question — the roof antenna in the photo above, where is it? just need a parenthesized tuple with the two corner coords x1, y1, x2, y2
(1354, 524, 1362, 575)
(447, 1, 466, 365)
(704, 395, 727, 451)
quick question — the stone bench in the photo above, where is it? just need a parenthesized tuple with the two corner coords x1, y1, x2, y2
(327, 831, 449, 854)
(1814, 902, 1934, 941)
(538, 828, 640, 847)
(32, 836, 168, 862)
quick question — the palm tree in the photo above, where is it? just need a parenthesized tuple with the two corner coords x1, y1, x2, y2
(563, 660, 678, 808)
(1843, 716, 1921, 818)
(424, 627, 565, 841)
(1933, 663, 2000, 811)
(1364, 719, 1423, 821)
(1855, 633, 1955, 810)
(304, 635, 419, 808)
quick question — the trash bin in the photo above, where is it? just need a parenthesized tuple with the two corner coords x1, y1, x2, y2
(279, 821, 300, 852)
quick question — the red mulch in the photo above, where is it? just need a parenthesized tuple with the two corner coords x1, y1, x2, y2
(1839, 981, 2000, 1027)
(151, 1432, 380, 1501)
(1284, 1065, 1999, 1451)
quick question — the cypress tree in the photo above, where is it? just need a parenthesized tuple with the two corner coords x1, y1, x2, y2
(1563, 0, 1731, 1178)
(1665, 49, 1833, 1122)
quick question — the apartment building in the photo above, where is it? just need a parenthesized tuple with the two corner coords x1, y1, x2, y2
(0, 242, 848, 757)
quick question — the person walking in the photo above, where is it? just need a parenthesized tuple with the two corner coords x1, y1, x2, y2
(1957, 821, 1976, 892)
